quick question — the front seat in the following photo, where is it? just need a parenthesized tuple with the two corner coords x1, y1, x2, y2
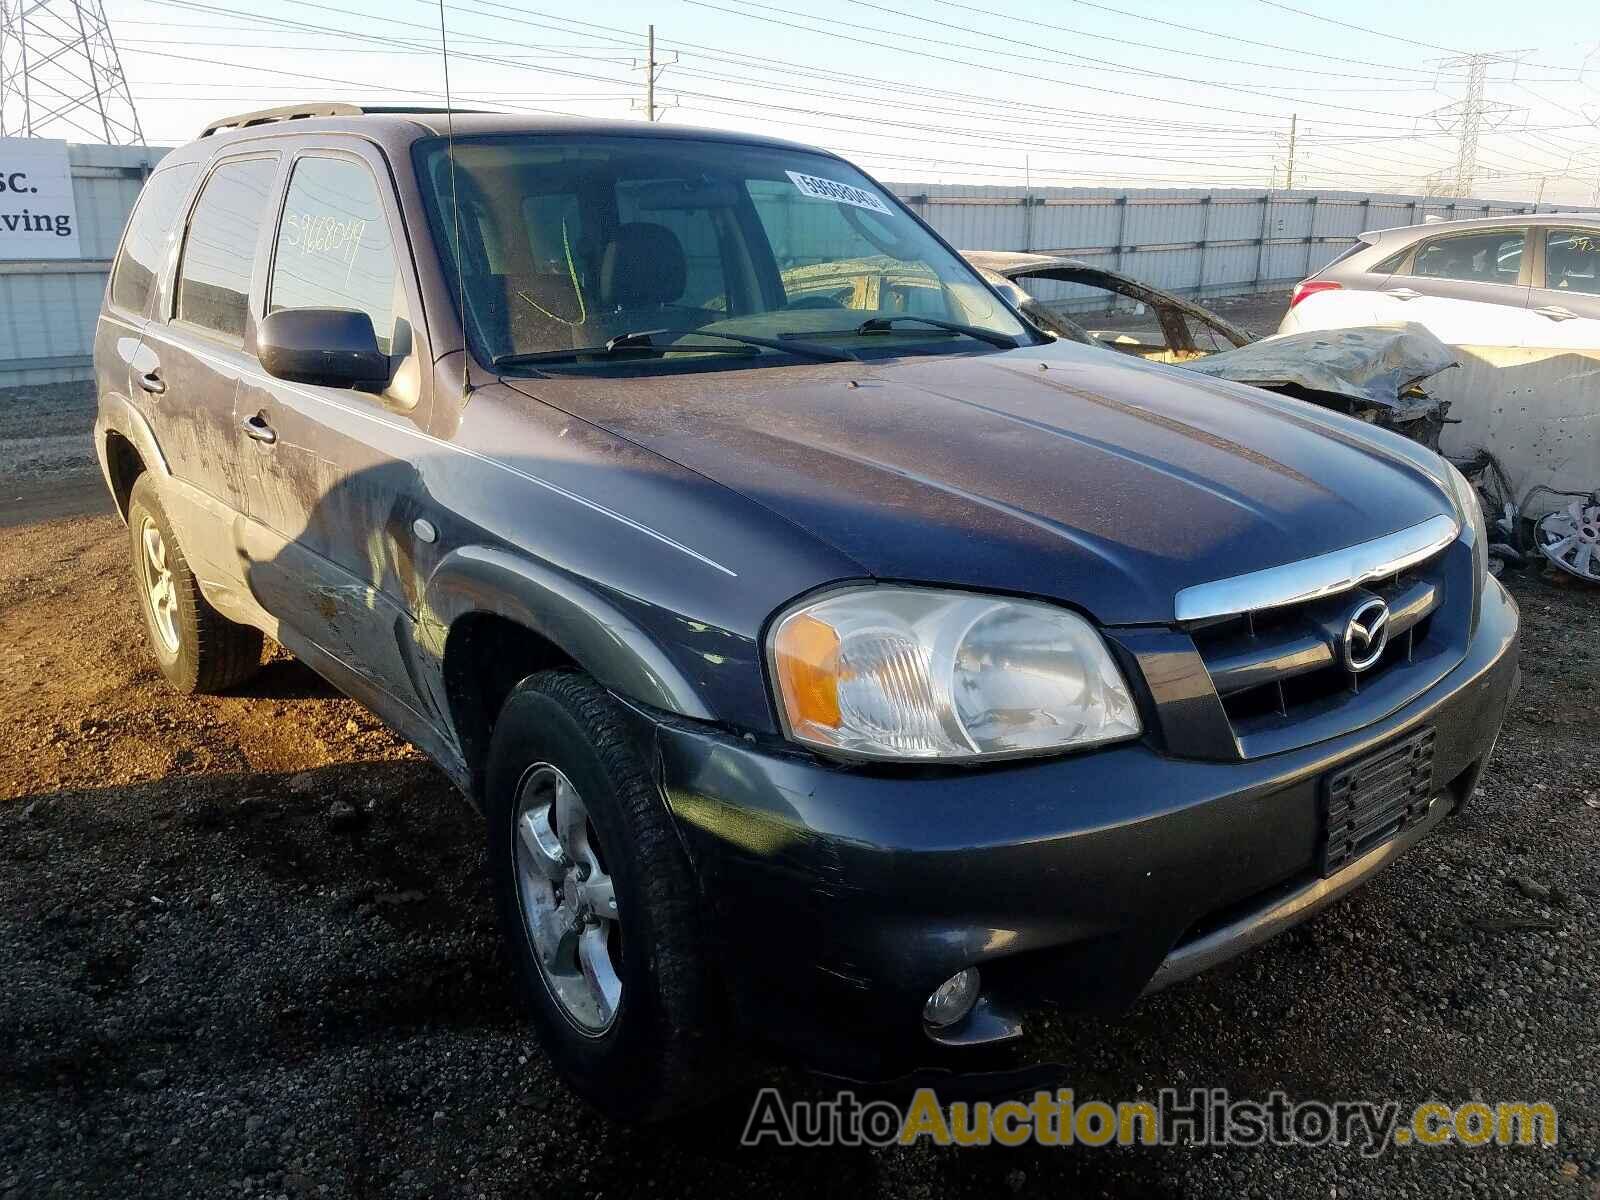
(598, 222, 688, 319)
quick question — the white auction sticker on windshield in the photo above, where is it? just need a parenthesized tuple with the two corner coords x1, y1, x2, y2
(785, 170, 893, 215)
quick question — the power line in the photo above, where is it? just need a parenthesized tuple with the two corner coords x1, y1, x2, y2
(879, 0, 1432, 87)
(684, 0, 1450, 127)
(1251, 0, 1462, 54)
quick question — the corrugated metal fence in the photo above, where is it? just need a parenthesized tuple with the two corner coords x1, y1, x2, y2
(887, 182, 1585, 311)
(0, 143, 165, 386)
(0, 142, 1590, 385)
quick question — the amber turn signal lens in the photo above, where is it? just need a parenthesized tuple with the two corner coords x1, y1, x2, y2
(772, 612, 842, 731)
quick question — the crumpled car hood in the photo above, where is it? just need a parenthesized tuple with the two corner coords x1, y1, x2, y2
(503, 341, 1456, 624)
(1184, 323, 1459, 411)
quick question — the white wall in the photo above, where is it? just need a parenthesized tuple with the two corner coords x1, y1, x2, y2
(0, 142, 166, 386)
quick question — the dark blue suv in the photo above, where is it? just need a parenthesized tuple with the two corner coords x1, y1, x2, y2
(94, 105, 1519, 1121)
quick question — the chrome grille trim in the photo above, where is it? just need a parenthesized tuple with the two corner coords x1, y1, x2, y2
(1201, 577, 1440, 698)
(1173, 514, 1460, 623)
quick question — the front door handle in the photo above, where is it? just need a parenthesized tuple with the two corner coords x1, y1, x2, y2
(137, 370, 166, 395)
(1383, 287, 1422, 301)
(1535, 304, 1579, 321)
(240, 413, 278, 445)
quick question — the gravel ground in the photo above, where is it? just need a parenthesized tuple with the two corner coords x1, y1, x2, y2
(2, 379, 1598, 1197)
(0, 381, 96, 481)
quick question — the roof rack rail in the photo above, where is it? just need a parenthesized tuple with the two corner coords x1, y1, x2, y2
(199, 103, 482, 138)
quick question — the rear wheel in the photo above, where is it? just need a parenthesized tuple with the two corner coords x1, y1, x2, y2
(485, 670, 731, 1121)
(127, 474, 262, 694)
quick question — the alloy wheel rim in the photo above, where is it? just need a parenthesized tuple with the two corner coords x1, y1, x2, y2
(512, 763, 623, 1034)
(139, 516, 180, 654)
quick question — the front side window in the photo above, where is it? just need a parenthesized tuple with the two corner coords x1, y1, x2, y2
(1409, 230, 1525, 285)
(1542, 228, 1600, 295)
(414, 135, 1029, 369)
(110, 163, 199, 316)
(270, 156, 406, 353)
(175, 157, 279, 341)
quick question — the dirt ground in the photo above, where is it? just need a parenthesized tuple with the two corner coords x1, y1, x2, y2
(2, 364, 1598, 1198)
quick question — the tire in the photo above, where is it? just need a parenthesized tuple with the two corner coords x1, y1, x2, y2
(126, 474, 262, 694)
(485, 670, 731, 1121)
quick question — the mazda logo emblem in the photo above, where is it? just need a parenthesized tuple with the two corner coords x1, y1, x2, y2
(1342, 596, 1391, 673)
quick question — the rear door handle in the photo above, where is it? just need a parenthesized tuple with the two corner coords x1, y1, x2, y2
(137, 370, 166, 395)
(1535, 304, 1579, 321)
(1383, 287, 1422, 301)
(240, 413, 278, 445)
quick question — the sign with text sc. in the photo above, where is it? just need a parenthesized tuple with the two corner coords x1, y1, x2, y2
(0, 138, 82, 260)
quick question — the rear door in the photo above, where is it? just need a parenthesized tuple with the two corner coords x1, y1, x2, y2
(1524, 225, 1600, 349)
(136, 152, 282, 594)
(234, 139, 437, 716)
(1383, 226, 1537, 347)
(97, 162, 200, 413)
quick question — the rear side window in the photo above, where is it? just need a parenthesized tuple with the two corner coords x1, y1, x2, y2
(175, 157, 279, 342)
(109, 164, 199, 316)
(1372, 246, 1410, 275)
(1408, 230, 1524, 284)
(1317, 240, 1368, 273)
(1542, 228, 1600, 295)
(269, 156, 404, 353)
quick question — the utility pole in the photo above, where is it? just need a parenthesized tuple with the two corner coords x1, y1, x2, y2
(1285, 113, 1297, 191)
(645, 24, 655, 122)
(632, 24, 676, 122)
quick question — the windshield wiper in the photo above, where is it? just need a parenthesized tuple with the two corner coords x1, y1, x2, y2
(854, 315, 1021, 350)
(676, 327, 858, 363)
(493, 327, 856, 368)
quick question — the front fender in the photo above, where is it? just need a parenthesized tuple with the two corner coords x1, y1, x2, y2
(419, 544, 715, 722)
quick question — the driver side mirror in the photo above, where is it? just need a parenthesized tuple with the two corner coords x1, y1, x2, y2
(258, 308, 390, 389)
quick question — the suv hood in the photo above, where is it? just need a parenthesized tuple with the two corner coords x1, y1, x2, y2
(503, 343, 1455, 625)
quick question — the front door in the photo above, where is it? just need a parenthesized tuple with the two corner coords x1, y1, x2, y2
(1385, 226, 1537, 347)
(233, 141, 438, 719)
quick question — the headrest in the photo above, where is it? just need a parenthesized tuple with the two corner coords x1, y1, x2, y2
(600, 223, 687, 308)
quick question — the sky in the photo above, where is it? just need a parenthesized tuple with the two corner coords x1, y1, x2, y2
(84, 0, 1600, 204)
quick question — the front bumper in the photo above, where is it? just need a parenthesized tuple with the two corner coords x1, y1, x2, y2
(640, 576, 1519, 1077)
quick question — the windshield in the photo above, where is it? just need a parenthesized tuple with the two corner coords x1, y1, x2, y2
(412, 134, 1031, 368)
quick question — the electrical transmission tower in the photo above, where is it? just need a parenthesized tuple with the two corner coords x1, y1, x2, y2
(0, 0, 144, 144)
(1424, 52, 1523, 198)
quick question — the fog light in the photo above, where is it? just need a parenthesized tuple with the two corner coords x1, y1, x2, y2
(922, 967, 980, 1029)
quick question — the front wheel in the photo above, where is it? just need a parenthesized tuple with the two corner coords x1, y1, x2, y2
(485, 671, 732, 1121)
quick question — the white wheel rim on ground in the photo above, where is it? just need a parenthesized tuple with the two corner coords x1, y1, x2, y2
(512, 762, 623, 1033)
(139, 516, 180, 653)
(1537, 499, 1600, 582)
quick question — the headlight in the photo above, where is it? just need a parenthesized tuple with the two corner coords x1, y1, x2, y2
(767, 587, 1142, 762)
(1442, 458, 1488, 587)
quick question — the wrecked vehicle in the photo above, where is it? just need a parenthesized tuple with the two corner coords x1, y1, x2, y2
(1278, 214, 1600, 518)
(965, 250, 1457, 450)
(96, 107, 1518, 1122)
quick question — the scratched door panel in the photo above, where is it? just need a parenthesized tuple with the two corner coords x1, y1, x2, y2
(236, 143, 438, 719)
(139, 154, 282, 599)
